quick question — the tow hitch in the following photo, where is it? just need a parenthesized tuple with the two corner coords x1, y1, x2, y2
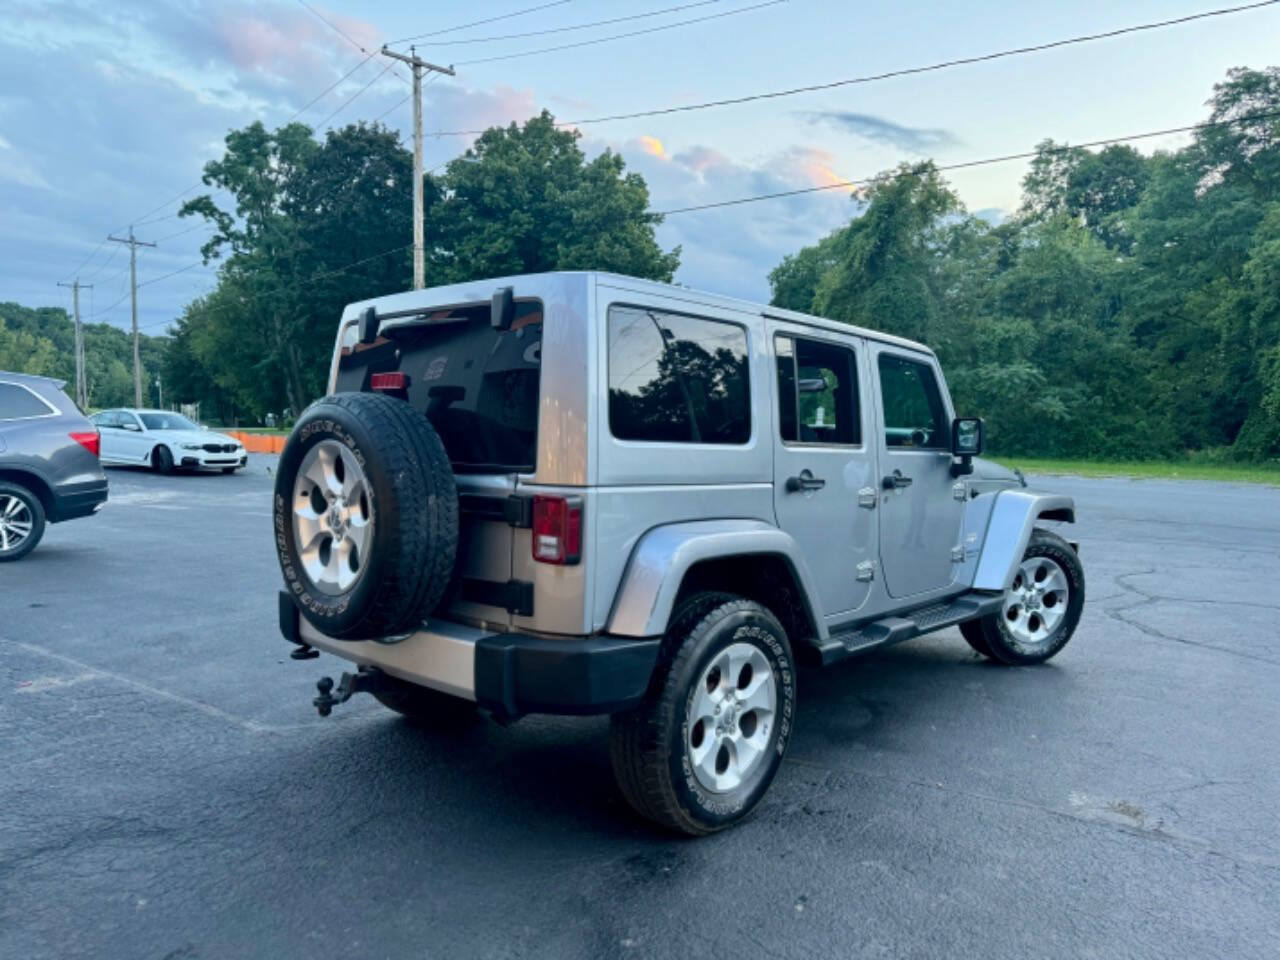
(313, 669, 383, 717)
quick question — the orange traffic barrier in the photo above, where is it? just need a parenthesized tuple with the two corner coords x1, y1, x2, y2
(228, 431, 287, 454)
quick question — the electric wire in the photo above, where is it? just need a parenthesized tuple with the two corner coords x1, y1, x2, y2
(429, 0, 1280, 133)
(388, 1, 573, 44)
(405, 0, 721, 46)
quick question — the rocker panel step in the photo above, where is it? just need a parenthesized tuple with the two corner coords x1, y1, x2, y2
(815, 592, 1003, 666)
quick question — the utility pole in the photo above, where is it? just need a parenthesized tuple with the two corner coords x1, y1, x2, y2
(107, 226, 156, 406)
(380, 46, 454, 290)
(56, 278, 91, 409)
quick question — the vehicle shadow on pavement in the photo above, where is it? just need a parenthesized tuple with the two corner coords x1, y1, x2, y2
(266, 637, 1078, 844)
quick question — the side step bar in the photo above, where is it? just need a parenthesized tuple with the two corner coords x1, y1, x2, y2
(814, 592, 1004, 666)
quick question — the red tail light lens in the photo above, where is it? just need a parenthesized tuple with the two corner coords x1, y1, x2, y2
(531, 495, 582, 565)
(69, 430, 100, 458)
(371, 371, 409, 393)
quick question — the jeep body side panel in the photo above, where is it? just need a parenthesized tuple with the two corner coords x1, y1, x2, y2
(967, 489, 1076, 592)
(606, 519, 828, 641)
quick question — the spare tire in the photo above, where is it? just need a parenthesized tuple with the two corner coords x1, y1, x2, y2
(274, 392, 458, 640)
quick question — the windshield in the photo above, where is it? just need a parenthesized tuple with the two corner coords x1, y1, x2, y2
(139, 413, 200, 431)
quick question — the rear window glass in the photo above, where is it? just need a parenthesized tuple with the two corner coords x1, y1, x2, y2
(0, 382, 53, 420)
(334, 300, 542, 473)
(607, 305, 751, 444)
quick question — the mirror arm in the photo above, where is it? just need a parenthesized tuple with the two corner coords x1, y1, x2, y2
(950, 455, 974, 478)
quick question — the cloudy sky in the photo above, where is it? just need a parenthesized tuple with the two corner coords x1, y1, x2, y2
(3, 0, 1278, 334)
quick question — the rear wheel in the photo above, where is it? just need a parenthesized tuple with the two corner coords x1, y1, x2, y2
(0, 482, 45, 562)
(965, 529, 1084, 665)
(610, 592, 796, 835)
(151, 445, 174, 474)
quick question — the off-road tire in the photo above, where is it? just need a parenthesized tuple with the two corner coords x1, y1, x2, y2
(969, 528, 1084, 665)
(0, 481, 45, 562)
(274, 392, 458, 640)
(369, 670, 476, 726)
(151, 445, 174, 474)
(609, 592, 796, 835)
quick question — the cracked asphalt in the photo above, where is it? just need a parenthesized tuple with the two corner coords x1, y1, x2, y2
(2, 460, 1278, 959)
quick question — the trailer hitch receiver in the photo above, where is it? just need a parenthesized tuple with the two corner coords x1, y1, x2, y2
(313, 670, 382, 717)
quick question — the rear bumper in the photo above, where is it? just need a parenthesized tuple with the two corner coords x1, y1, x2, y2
(51, 478, 108, 522)
(280, 593, 660, 717)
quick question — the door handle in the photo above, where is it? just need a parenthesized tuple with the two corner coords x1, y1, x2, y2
(785, 469, 826, 493)
(882, 469, 913, 490)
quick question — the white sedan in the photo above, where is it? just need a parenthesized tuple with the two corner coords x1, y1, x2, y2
(90, 409, 247, 474)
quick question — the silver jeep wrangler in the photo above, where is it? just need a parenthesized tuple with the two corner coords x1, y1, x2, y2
(274, 271, 1083, 834)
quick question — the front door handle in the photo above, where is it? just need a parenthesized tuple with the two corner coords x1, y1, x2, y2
(786, 469, 826, 493)
(882, 469, 913, 490)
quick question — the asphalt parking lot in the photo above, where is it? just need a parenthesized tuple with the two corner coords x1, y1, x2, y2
(3, 459, 1278, 959)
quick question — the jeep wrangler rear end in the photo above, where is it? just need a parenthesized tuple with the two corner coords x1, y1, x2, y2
(275, 271, 1083, 834)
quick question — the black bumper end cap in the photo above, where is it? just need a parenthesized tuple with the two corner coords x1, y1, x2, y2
(474, 633, 662, 718)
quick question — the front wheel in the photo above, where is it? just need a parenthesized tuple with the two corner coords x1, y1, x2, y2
(151, 445, 174, 474)
(966, 528, 1084, 665)
(609, 592, 796, 835)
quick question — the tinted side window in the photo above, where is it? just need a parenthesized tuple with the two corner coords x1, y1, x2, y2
(0, 383, 53, 420)
(608, 305, 751, 445)
(775, 335, 860, 445)
(878, 354, 947, 449)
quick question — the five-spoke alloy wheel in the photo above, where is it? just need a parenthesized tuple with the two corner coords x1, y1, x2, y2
(0, 482, 45, 563)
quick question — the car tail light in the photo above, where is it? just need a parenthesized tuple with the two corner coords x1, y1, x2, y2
(371, 371, 409, 393)
(531, 495, 582, 565)
(69, 430, 100, 458)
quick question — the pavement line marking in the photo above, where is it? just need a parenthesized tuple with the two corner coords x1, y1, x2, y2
(2, 639, 376, 735)
(16, 672, 99, 693)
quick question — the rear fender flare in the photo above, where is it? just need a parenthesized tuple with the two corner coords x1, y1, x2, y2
(606, 520, 827, 640)
(970, 490, 1076, 592)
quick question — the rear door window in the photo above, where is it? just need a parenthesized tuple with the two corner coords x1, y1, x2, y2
(334, 301, 542, 473)
(607, 305, 751, 444)
(0, 383, 54, 420)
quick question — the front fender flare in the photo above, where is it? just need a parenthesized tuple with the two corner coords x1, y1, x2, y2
(971, 490, 1076, 592)
(606, 519, 827, 640)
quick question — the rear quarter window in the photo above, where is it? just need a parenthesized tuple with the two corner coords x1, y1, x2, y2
(0, 382, 55, 420)
(607, 305, 751, 445)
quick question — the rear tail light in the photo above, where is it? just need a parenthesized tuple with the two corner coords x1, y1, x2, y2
(69, 430, 100, 458)
(371, 371, 409, 394)
(531, 495, 582, 565)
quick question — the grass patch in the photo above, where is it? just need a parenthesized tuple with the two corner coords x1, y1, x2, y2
(990, 456, 1280, 486)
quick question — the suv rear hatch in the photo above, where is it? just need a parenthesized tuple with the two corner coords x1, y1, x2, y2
(331, 298, 543, 630)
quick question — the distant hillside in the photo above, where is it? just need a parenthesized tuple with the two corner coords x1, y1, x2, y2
(0, 301, 169, 409)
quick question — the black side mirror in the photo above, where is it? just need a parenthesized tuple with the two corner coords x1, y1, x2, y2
(950, 417, 983, 477)
(952, 417, 983, 456)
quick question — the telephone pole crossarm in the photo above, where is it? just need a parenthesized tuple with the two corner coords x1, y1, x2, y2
(379, 46, 455, 291)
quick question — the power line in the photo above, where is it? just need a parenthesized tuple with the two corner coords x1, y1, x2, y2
(317, 60, 397, 129)
(61, 237, 110, 283)
(653, 109, 1280, 216)
(136, 243, 415, 332)
(453, 0, 786, 66)
(429, 0, 1280, 133)
(407, 0, 721, 46)
(389, 1, 573, 45)
(286, 51, 380, 124)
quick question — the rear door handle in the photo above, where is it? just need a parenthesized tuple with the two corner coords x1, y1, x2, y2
(882, 470, 913, 490)
(786, 469, 826, 493)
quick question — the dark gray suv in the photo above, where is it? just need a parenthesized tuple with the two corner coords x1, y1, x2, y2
(0, 372, 108, 561)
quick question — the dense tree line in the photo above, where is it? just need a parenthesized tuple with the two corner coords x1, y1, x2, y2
(0, 302, 167, 408)
(165, 112, 676, 423)
(770, 67, 1280, 460)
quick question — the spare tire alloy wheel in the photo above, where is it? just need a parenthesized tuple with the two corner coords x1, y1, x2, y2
(293, 440, 373, 596)
(274, 392, 458, 641)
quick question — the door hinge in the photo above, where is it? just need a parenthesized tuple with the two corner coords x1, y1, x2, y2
(858, 486, 877, 509)
(952, 481, 967, 501)
(856, 560, 875, 582)
(951, 545, 965, 562)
